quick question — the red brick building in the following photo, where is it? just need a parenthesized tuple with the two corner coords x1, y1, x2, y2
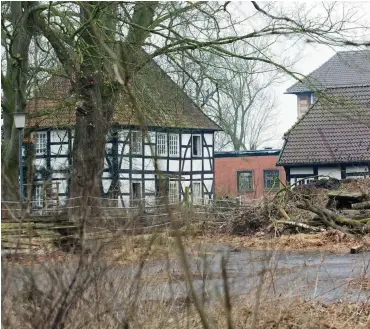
(214, 149, 286, 200)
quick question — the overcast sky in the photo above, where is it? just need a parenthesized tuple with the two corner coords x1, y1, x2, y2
(232, 1, 370, 149)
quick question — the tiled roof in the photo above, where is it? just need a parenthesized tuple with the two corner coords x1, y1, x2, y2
(277, 85, 370, 166)
(286, 50, 370, 94)
(26, 51, 221, 131)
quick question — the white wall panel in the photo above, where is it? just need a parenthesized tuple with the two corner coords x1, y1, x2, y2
(144, 158, 155, 171)
(204, 173, 214, 179)
(169, 160, 179, 171)
(34, 158, 46, 167)
(290, 167, 314, 175)
(50, 144, 69, 156)
(204, 146, 213, 157)
(132, 157, 142, 170)
(204, 180, 213, 192)
(183, 160, 191, 171)
(157, 159, 167, 171)
(192, 174, 201, 180)
(132, 174, 142, 179)
(50, 158, 69, 170)
(145, 180, 156, 193)
(204, 160, 211, 171)
(318, 167, 341, 179)
(181, 134, 191, 146)
(102, 179, 111, 193)
(50, 130, 68, 143)
(120, 157, 130, 170)
(120, 179, 130, 193)
(204, 133, 213, 145)
(144, 145, 154, 156)
(192, 160, 202, 171)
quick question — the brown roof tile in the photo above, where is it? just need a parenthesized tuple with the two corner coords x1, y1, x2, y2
(26, 52, 220, 131)
(278, 85, 370, 165)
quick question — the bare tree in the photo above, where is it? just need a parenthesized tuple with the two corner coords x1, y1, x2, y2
(2, 1, 369, 209)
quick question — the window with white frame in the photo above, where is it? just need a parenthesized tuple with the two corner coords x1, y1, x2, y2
(34, 132, 47, 155)
(192, 182, 202, 205)
(192, 135, 202, 157)
(168, 180, 179, 203)
(169, 134, 179, 157)
(33, 184, 43, 208)
(157, 133, 167, 156)
(131, 131, 142, 155)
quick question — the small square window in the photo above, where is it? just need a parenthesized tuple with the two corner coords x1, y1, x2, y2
(192, 135, 202, 157)
(34, 132, 47, 155)
(237, 171, 253, 192)
(169, 134, 179, 157)
(264, 170, 280, 190)
(131, 131, 142, 155)
(157, 133, 167, 156)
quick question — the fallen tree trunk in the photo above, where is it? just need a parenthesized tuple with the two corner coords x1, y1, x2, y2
(352, 201, 370, 210)
(296, 201, 370, 236)
(274, 220, 324, 232)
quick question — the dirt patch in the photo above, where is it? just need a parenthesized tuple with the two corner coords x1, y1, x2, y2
(196, 231, 364, 253)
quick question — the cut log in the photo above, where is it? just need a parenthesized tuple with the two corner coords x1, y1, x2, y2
(328, 191, 367, 201)
(274, 220, 324, 232)
(350, 245, 363, 254)
(351, 201, 370, 210)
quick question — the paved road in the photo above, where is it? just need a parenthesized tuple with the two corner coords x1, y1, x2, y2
(2, 244, 370, 304)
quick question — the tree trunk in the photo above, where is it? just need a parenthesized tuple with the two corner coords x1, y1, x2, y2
(1, 2, 34, 201)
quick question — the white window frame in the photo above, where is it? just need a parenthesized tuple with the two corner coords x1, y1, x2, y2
(131, 131, 142, 155)
(169, 134, 179, 157)
(192, 181, 202, 205)
(34, 132, 47, 155)
(157, 133, 167, 156)
(192, 134, 202, 157)
(168, 180, 179, 204)
(33, 184, 43, 208)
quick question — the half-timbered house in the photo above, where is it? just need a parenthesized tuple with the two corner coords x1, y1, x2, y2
(25, 53, 220, 209)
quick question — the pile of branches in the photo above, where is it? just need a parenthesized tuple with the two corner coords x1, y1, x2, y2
(281, 178, 370, 237)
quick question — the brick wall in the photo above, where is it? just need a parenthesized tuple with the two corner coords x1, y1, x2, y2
(214, 155, 286, 200)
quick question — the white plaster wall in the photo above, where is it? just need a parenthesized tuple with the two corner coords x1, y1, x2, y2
(181, 134, 191, 146)
(192, 160, 202, 171)
(290, 167, 314, 175)
(204, 180, 213, 192)
(144, 158, 155, 171)
(120, 179, 130, 194)
(34, 158, 46, 167)
(204, 173, 214, 179)
(52, 173, 65, 179)
(183, 160, 191, 172)
(120, 157, 130, 170)
(50, 130, 68, 143)
(192, 174, 201, 180)
(145, 180, 156, 193)
(50, 144, 69, 156)
(204, 160, 211, 171)
(144, 145, 154, 156)
(204, 133, 213, 145)
(157, 159, 167, 171)
(318, 167, 341, 179)
(169, 160, 179, 171)
(204, 147, 213, 157)
(132, 174, 142, 179)
(102, 179, 111, 193)
(132, 158, 142, 170)
(50, 158, 69, 170)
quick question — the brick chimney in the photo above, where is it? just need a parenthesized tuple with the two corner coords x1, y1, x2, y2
(297, 93, 312, 119)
